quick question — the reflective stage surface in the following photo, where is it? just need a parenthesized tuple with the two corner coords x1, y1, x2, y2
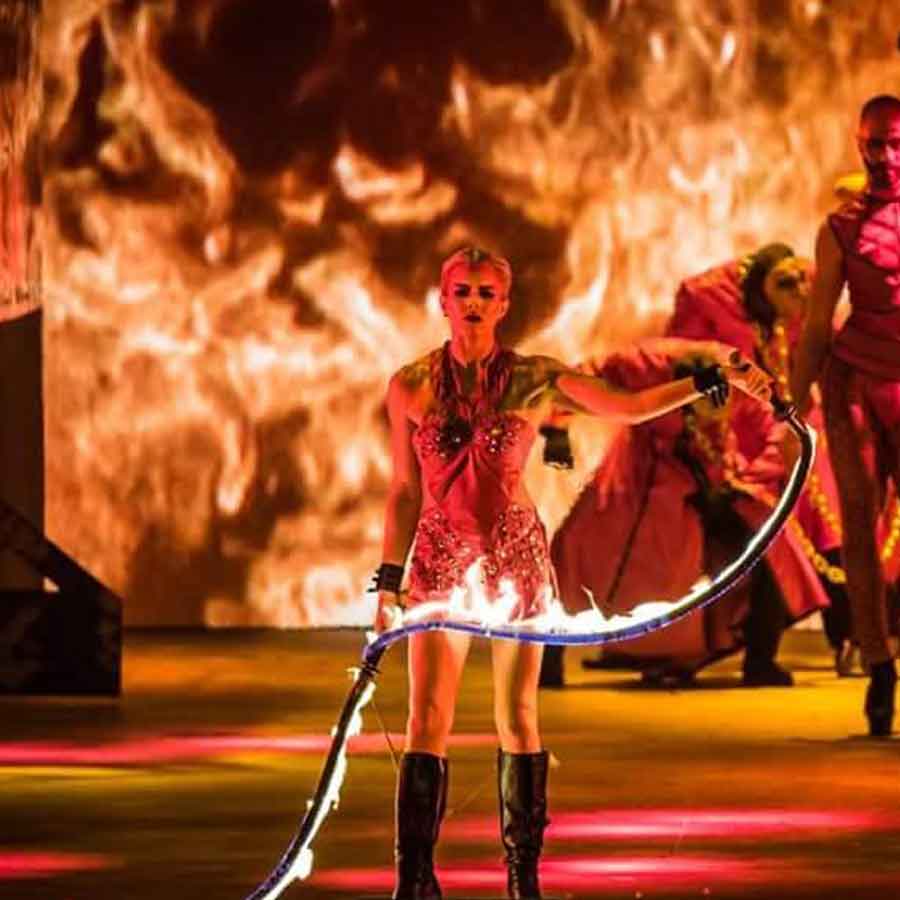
(1, 629, 898, 899)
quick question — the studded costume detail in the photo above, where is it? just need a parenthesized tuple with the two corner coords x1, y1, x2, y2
(409, 504, 551, 619)
(407, 344, 552, 618)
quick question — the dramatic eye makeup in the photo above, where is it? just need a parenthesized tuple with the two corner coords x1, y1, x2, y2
(451, 283, 497, 299)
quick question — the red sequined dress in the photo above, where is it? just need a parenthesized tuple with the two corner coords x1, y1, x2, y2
(407, 343, 552, 619)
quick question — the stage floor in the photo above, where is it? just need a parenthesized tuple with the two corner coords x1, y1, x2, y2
(1, 629, 898, 900)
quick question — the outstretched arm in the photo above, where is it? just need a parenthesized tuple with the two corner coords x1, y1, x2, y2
(791, 222, 845, 413)
(639, 336, 737, 369)
(553, 357, 771, 425)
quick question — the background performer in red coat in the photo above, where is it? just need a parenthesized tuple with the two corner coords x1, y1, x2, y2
(547, 342, 828, 688)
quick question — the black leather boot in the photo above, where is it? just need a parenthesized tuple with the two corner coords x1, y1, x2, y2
(865, 660, 897, 738)
(498, 750, 549, 900)
(393, 752, 447, 900)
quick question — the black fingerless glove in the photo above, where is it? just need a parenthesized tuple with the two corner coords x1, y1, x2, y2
(371, 563, 404, 594)
(692, 364, 730, 409)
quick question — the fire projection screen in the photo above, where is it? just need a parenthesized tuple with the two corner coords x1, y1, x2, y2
(36, 1, 900, 626)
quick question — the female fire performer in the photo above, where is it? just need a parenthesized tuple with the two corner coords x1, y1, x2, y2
(372, 246, 770, 900)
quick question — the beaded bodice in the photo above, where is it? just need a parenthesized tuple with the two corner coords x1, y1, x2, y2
(412, 343, 536, 543)
(414, 410, 531, 466)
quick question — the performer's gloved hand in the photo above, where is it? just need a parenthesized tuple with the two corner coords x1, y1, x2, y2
(692, 364, 730, 408)
(540, 425, 574, 469)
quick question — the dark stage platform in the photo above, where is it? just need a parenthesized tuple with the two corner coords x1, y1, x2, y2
(0, 629, 898, 900)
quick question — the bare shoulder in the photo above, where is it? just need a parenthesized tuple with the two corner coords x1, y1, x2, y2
(815, 217, 844, 263)
(817, 215, 838, 239)
(505, 353, 571, 408)
(387, 351, 434, 418)
(512, 353, 569, 384)
(392, 353, 431, 392)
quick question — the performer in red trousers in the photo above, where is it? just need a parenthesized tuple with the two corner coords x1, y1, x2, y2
(792, 95, 900, 738)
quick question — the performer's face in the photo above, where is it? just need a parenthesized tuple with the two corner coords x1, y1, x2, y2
(441, 263, 510, 335)
(858, 109, 900, 195)
(763, 257, 810, 322)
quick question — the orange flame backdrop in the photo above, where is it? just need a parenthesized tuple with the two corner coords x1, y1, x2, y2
(40, 1, 900, 626)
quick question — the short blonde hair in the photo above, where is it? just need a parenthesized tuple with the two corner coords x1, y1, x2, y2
(439, 247, 512, 297)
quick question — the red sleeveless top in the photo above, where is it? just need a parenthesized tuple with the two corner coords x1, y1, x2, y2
(829, 194, 900, 380)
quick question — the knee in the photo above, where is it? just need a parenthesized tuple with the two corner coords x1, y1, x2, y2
(495, 700, 539, 749)
(407, 698, 454, 745)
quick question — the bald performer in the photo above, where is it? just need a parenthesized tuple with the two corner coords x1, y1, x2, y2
(792, 94, 900, 737)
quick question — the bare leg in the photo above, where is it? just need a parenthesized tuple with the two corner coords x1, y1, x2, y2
(405, 630, 471, 756)
(394, 631, 469, 898)
(493, 638, 548, 899)
(492, 638, 544, 752)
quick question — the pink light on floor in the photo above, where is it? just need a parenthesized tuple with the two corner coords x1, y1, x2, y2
(542, 854, 762, 887)
(442, 807, 899, 841)
(0, 732, 497, 767)
(0, 852, 118, 880)
(551, 855, 900, 892)
(312, 852, 900, 893)
(308, 864, 501, 893)
(309, 854, 767, 893)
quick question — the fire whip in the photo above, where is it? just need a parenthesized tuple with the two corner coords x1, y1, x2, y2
(244, 395, 814, 900)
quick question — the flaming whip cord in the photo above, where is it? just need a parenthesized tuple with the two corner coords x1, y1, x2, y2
(244, 396, 814, 900)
